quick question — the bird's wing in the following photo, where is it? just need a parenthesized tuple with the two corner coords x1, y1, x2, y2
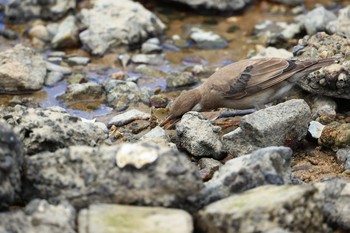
(211, 58, 316, 99)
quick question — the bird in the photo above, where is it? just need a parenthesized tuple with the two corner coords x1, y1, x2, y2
(160, 57, 336, 127)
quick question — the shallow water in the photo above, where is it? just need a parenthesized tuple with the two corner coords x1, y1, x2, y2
(0, 0, 349, 120)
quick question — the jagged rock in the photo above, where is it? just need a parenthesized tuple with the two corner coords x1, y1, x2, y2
(79, 0, 165, 55)
(108, 109, 151, 127)
(327, 6, 350, 38)
(0, 45, 46, 93)
(51, 15, 79, 48)
(0, 120, 23, 210)
(177, 112, 224, 159)
(24, 143, 203, 209)
(189, 28, 228, 49)
(0, 105, 107, 155)
(0, 199, 76, 233)
(223, 99, 311, 156)
(166, 71, 198, 88)
(302, 7, 337, 35)
(165, 0, 255, 11)
(199, 147, 293, 205)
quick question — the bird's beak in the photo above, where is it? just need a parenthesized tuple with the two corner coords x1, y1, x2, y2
(159, 115, 180, 129)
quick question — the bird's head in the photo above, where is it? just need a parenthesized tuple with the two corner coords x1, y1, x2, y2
(160, 89, 201, 127)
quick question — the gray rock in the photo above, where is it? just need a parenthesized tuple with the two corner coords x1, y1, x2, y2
(223, 99, 311, 156)
(51, 15, 79, 48)
(0, 199, 76, 233)
(250, 46, 293, 59)
(0, 44, 46, 94)
(0, 120, 23, 210)
(177, 112, 224, 159)
(28, 25, 51, 42)
(0, 28, 18, 40)
(189, 28, 228, 49)
(0, 105, 108, 155)
(166, 71, 198, 88)
(48, 51, 66, 58)
(141, 38, 163, 54)
(336, 148, 350, 170)
(308, 121, 325, 139)
(78, 204, 193, 233)
(165, 0, 255, 11)
(200, 147, 293, 205)
(131, 54, 165, 65)
(302, 7, 337, 35)
(295, 33, 350, 99)
(46, 62, 72, 75)
(4, 0, 76, 21)
(253, 20, 301, 46)
(79, 0, 165, 55)
(198, 158, 222, 181)
(108, 109, 151, 127)
(308, 95, 337, 122)
(196, 185, 326, 233)
(140, 126, 169, 141)
(62, 82, 104, 100)
(316, 180, 350, 231)
(24, 143, 203, 209)
(327, 6, 350, 38)
(47, 57, 63, 65)
(104, 80, 149, 110)
(66, 56, 90, 66)
(45, 71, 64, 86)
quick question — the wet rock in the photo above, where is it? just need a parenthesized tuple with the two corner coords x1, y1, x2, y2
(49, 51, 66, 58)
(150, 94, 169, 108)
(66, 56, 90, 66)
(223, 99, 311, 156)
(296, 34, 350, 99)
(250, 46, 293, 59)
(198, 158, 222, 181)
(78, 204, 193, 233)
(166, 71, 198, 88)
(28, 25, 51, 42)
(131, 54, 165, 66)
(196, 185, 325, 233)
(0, 199, 76, 233)
(45, 71, 65, 86)
(316, 180, 350, 231)
(46, 62, 72, 75)
(0, 105, 108, 155)
(24, 143, 203, 209)
(0, 120, 23, 210)
(199, 147, 293, 205)
(108, 109, 151, 127)
(166, 0, 255, 11)
(319, 121, 350, 150)
(336, 148, 350, 170)
(79, 0, 165, 55)
(4, 0, 76, 21)
(327, 6, 350, 38)
(0, 44, 46, 93)
(177, 112, 224, 159)
(104, 80, 149, 110)
(51, 15, 79, 48)
(59, 82, 104, 102)
(141, 38, 163, 54)
(302, 7, 337, 35)
(308, 95, 337, 123)
(189, 28, 228, 49)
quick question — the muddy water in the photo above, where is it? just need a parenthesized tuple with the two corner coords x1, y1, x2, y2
(0, 0, 349, 120)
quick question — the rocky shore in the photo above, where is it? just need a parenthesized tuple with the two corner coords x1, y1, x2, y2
(1, 0, 350, 232)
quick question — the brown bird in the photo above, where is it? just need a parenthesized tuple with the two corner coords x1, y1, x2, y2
(161, 57, 336, 126)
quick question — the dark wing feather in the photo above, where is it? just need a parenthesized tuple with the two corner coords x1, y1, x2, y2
(218, 58, 317, 99)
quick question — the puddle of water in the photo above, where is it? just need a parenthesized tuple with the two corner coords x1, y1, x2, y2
(1, 0, 350, 119)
